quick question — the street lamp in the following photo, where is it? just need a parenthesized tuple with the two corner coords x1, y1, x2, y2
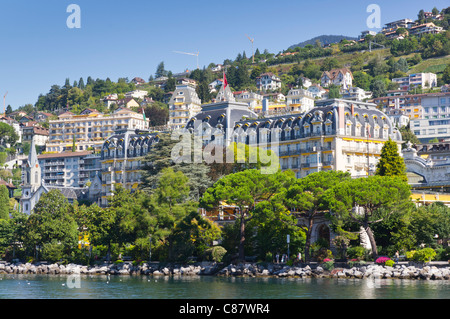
(287, 234, 290, 261)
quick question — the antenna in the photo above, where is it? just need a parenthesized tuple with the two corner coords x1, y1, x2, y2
(246, 34, 254, 63)
(173, 50, 199, 69)
(3, 91, 7, 115)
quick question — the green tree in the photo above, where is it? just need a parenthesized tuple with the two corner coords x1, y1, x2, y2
(409, 203, 450, 248)
(399, 125, 420, 148)
(375, 138, 407, 181)
(169, 211, 222, 262)
(371, 78, 387, 98)
(284, 171, 351, 262)
(252, 191, 305, 261)
(144, 102, 169, 127)
(393, 58, 409, 73)
(25, 190, 78, 261)
(140, 132, 213, 200)
(84, 203, 118, 261)
(353, 71, 372, 91)
(418, 9, 425, 23)
(196, 80, 212, 103)
(155, 61, 167, 78)
(148, 167, 198, 261)
(200, 169, 293, 262)
(320, 57, 340, 71)
(0, 185, 10, 220)
(0, 122, 19, 146)
(328, 176, 412, 260)
(327, 84, 341, 99)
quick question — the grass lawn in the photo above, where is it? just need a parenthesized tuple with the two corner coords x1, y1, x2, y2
(408, 55, 450, 74)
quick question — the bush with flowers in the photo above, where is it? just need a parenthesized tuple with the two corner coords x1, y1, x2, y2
(348, 258, 366, 268)
(322, 258, 334, 271)
(375, 256, 391, 264)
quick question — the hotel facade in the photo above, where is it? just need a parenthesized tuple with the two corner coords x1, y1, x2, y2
(46, 108, 149, 153)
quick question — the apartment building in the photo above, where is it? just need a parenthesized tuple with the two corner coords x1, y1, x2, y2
(392, 73, 437, 90)
(20, 140, 91, 214)
(46, 108, 149, 153)
(410, 92, 450, 142)
(21, 125, 49, 148)
(421, 92, 450, 119)
(382, 19, 415, 34)
(234, 90, 263, 110)
(168, 84, 202, 130)
(37, 151, 100, 188)
(285, 88, 315, 113)
(341, 87, 373, 101)
(371, 93, 425, 119)
(408, 23, 444, 36)
(99, 128, 159, 207)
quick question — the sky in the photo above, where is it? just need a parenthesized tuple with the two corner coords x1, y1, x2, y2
(0, 0, 448, 110)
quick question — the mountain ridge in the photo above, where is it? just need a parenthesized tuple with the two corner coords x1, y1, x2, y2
(288, 34, 359, 49)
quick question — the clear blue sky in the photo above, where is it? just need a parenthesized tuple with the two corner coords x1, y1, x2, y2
(0, 0, 448, 110)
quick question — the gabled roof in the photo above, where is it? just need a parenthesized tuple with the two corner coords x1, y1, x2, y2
(0, 179, 16, 189)
(322, 68, 353, 80)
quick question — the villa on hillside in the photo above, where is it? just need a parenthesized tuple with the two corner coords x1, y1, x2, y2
(320, 68, 353, 90)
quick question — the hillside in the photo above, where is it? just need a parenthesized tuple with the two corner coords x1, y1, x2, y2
(288, 35, 358, 49)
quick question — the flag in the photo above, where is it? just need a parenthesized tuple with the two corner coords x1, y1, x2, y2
(223, 72, 228, 88)
(142, 107, 146, 122)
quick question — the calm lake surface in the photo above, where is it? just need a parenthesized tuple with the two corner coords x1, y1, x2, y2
(0, 274, 449, 299)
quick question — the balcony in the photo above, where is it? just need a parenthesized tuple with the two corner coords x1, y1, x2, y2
(45, 161, 64, 166)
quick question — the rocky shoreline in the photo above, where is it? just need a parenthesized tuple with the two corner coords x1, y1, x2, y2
(1, 261, 449, 280)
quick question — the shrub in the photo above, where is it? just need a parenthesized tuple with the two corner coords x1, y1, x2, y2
(385, 259, 395, 267)
(315, 248, 333, 263)
(435, 247, 450, 261)
(348, 259, 366, 268)
(322, 260, 334, 271)
(347, 246, 367, 260)
(204, 246, 227, 263)
(375, 256, 391, 264)
(406, 250, 416, 260)
(41, 242, 65, 263)
(412, 248, 436, 263)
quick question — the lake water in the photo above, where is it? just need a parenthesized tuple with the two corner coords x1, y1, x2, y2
(1, 274, 449, 299)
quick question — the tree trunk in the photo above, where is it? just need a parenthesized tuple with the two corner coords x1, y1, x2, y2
(304, 215, 314, 263)
(238, 215, 246, 263)
(365, 226, 378, 260)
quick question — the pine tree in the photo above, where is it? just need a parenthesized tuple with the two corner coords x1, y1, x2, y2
(78, 77, 85, 90)
(375, 138, 407, 181)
